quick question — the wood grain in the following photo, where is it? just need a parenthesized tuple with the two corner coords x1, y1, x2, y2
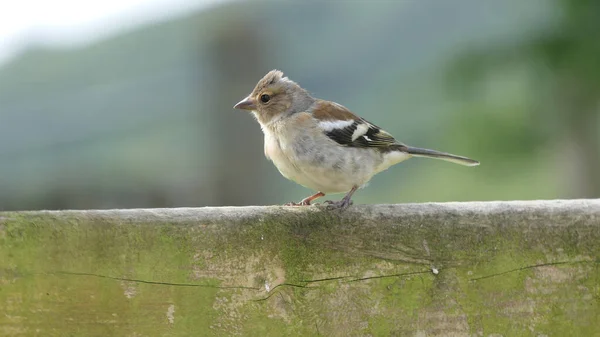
(1, 200, 599, 336)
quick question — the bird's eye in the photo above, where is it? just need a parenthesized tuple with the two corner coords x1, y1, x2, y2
(260, 94, 271, 103)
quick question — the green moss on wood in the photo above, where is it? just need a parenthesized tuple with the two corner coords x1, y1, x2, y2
(1, 201, 599, 335)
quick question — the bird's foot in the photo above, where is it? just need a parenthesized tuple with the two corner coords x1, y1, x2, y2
(283, 199, 311, 206)
(283, 192, 325, 206)
(323, 186, 358, 210)
(323, 198, 353, 210)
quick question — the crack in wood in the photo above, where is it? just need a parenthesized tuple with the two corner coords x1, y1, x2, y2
(48, 271, 260, 290)
(299, 276, 351, 283)
(254, 270, 432, 302)
(345, 270, 431, 282)
(469, 259, 595, 281)
(30, 258, 596, 304)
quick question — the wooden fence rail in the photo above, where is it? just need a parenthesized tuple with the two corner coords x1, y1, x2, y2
(1, 199, 599, 336)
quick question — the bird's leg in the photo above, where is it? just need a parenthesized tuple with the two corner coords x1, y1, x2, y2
(301, 191, 325, 205)
(324, 186, 358, 209)
(284, 191, 325, 206)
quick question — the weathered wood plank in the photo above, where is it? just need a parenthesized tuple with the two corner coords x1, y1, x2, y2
(1, 200, 599, 336)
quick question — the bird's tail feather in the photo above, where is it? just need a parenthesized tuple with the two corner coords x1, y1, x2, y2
(405, 146, 479, 166)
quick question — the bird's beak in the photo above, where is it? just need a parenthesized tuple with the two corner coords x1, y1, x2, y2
(233, 96, 257, 111)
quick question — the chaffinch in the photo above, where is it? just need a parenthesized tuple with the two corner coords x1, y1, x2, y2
(234, 70, 479, 209)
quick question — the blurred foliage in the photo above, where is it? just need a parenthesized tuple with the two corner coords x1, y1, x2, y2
(446, 0, 600, 197)
(0, 0, 596, 210)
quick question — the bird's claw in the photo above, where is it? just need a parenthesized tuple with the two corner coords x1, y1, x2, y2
(283, 200, 311, 206)
(323, 199, 353, 210)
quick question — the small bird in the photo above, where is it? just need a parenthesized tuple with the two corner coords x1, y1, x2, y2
(234, 70, 479, 209)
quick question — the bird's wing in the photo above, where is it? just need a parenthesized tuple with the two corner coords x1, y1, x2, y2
(312, 100, 407, 150)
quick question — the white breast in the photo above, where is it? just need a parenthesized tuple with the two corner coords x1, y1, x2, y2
(261, 115, 409, 194)
(263, 127, 367, 193)
(264, 130, 300, 182)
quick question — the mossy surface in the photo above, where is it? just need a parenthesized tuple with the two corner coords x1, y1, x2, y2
(1, 201, 599, 336)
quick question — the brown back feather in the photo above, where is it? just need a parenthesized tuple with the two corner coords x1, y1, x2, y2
(311, 100, 360, 121)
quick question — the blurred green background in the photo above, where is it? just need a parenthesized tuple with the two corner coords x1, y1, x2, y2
(1, 0, 598, 210)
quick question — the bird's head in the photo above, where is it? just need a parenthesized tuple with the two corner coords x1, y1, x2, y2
(234, 70, 314, 125)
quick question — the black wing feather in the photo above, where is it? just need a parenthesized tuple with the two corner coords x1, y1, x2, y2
(324, 119, 406, 150)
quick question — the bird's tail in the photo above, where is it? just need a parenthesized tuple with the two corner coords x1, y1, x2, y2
(405, 146, 479, 166)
